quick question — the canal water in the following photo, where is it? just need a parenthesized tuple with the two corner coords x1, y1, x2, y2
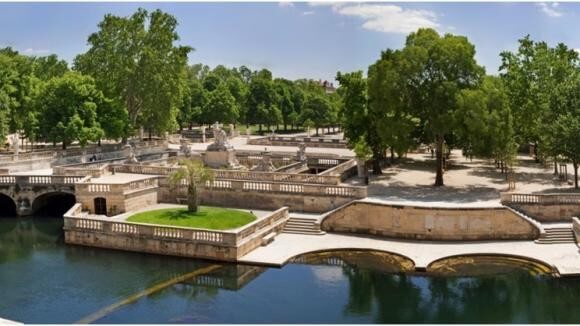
(1, 216, 580, 324)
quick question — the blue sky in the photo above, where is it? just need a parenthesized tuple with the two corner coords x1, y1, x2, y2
(1, 2, 580, 82)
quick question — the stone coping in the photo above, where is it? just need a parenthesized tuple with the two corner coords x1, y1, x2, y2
(239, 233, 580, 276)
(361, 197, 503, 209)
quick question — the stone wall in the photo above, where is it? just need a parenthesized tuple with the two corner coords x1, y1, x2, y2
(64, 204, 289, 262)
(508, 204, 580, 222)
(75, 179, 158, 216)
(321, 201, 540, 241)
(501, 193, 580, 222)
(573, 217, 580, 245)
(158, 180, 365, 213)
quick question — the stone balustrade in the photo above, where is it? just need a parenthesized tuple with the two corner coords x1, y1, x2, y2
(76, 176, 158, 195)
(0, 175, 85, 185)
(63, 204, 290, 261)
(501, 193, 580, 205)
(160, 177, 367, 198)
(248, 136, 348, 148)
(212, 170, 340, 185)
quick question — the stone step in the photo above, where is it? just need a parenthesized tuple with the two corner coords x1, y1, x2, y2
(535, 239, 576, 244)
(281, 229, 326, 235)
(285, 221, 316, 227)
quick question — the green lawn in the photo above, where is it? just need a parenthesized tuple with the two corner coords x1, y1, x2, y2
(126, 206, 256, 230)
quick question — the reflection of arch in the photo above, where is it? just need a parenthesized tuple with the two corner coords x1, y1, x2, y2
(94, 197, 107, 215)
(427, 253, 557, 276)
(286, 248, 416, 272)
(0, 193, 17, 216)
(31, 192, 76, 216)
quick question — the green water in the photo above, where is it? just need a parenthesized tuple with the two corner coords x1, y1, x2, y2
(1, 216, 580, 324)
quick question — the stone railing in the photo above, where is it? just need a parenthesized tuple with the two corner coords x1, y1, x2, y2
(164, 178, 367, 198)
(53, 162, 111, 178)
(64, 215, 237, 246)
(248, 136, 348, 148)
(0, 175, 85, 185)
(76, 176, 158, 195)
(501, 193, 580, 205)
(0, 151, 56, 162)
(64, 205, 290, 260)
(317, 159, 357, 181)
(236, 207, 289, 243)
(109, 164, 179, 175)
(212, 169, 340, 185)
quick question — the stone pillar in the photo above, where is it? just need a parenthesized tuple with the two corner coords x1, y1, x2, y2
(229, 124, 235, 138)
(201, 126, 206, 143)
(356, 158, 366, 178)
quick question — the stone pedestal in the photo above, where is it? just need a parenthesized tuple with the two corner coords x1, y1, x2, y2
(356, 158, 366, 178)
(204, 149, 239, 169)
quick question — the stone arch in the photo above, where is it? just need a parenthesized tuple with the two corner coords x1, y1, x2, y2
(31, 191, 76, 216)
(0, 193, 17, 216)
(426, 253, 557, 276)
(285, 248, 416, 272)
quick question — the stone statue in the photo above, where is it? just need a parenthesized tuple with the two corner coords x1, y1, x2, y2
(11, 133, 19, 155)
(207, 122, 232, 151)
(252, 151, 275, 172)
(297, 143, 307, 162)
(125, 144, 139, 164)
(180, 139, 192, 157)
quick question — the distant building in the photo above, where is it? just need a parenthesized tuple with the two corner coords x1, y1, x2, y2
(317, 79, 336, 94)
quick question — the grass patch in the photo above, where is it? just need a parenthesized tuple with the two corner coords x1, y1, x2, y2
(126, 206, 256, 230)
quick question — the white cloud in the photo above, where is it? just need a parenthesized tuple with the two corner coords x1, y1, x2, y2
(333, 4, 439, 34)
(537, 2, 563, 17)
(308, 1, 344, 7)
(21, 48, 50, 55)
(278, 2, 294, 8)
(302, 11, 315, 16)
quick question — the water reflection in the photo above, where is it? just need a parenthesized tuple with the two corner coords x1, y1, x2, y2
(1, 217, 580, 324)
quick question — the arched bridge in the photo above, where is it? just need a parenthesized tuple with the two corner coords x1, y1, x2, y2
(0, 175, 84, 216)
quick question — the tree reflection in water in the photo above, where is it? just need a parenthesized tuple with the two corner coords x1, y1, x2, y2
(292, 249, 580, 323)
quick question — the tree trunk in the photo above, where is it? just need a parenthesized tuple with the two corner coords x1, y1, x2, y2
(435, 135, 444, 186)
(390, 148, 395, 164)
(62, 142, 67, 150)
(554, 157, 558, 175)
(372, 148, 383, 175)
(316, 128, 319, 136)
(574, 161, 578, 190)
(188, 184, 198, 212)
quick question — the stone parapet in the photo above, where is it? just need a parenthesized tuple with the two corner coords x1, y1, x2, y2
(321, 201, 541, 241)
(63, 204, 289, 261)
(501, 192, 580, 222)
(573, 217, 580, 245)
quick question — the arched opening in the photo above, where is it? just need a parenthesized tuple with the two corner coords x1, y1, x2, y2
(427, 254, 557, 276)
(31, 192, 76, 217)
(94, 197, 107, 215)
(0, 193, 17, 217)
(288, 249, 416, 273)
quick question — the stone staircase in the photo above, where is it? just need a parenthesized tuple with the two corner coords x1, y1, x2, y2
(505, 206, 576, 244)
(535, 224, 576, 244)
(282, 216, 326, 235)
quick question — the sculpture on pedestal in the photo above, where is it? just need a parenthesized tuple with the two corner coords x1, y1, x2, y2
(204, 122, 240, 169)
(297, 143, 307, 163)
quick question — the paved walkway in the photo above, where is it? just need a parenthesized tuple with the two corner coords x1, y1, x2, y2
(240, 233, 580, 276)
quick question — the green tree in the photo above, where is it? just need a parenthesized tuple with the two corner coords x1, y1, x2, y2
(36, 72, 106, 149)
(246, 69, 278, 131)
(202, 83, 239, 124)
(74, 8, 192, 139)
(168, 159, 214, 212)
(301, 94, 332, 136)
(399, 28, 484, 186)
(32, 54, 69, 80)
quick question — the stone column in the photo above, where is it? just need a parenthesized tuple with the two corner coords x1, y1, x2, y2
(356, 158, 366, 178)
(201, 126, 206, 143)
